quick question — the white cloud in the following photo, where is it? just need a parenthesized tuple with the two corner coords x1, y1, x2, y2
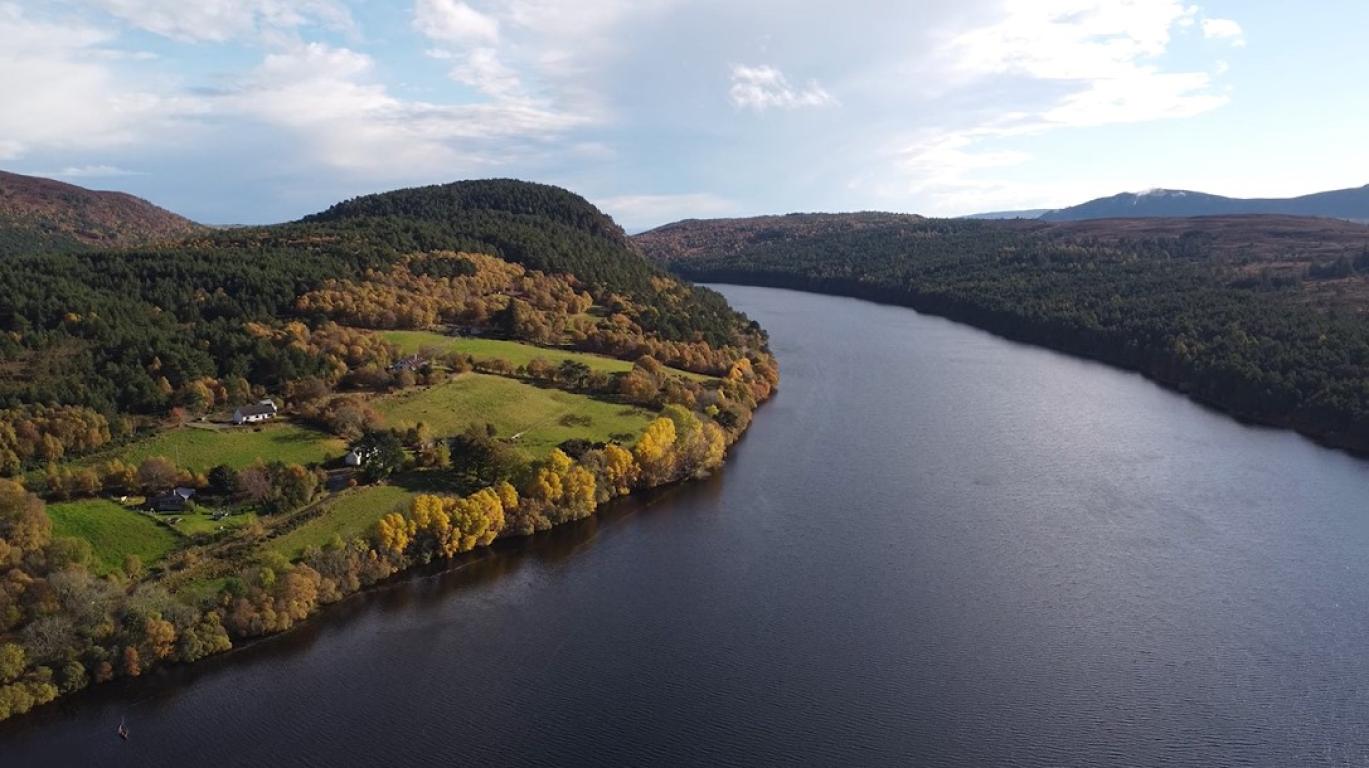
(413, 0, 499, 45)
(596, 192, 736, 230)
(886, 0, 1237, 212)
(1201, 17, 1245, 46)
(949, 0, 1199, 81)
(223, 43, 586, 177)
(448, 47, 523, 98)
(729, 64, 835, 111)
(410, 0, 682, 118)
(48, 164, 146, 178)
(945, 0, 1224, 125)
(76, 0, 355, 43)
(0, 4, 201, 159)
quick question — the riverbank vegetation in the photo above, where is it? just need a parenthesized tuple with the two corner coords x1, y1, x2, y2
(640, 212, 1369, 453)
(0, 180, 777, 722)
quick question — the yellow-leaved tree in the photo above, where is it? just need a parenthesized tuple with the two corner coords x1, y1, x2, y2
(599, 444, 637, 498)
(373, 511, 412, 556)
(633, 417, 677, 485)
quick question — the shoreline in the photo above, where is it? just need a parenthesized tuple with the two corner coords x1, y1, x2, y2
(0, 389, 771, 727)
(694, 273, 1369, 458)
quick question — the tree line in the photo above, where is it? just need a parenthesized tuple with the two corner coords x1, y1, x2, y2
(658, 217, 1369, 453)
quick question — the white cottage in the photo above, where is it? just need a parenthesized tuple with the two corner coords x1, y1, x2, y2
(233, 399, 278, 425)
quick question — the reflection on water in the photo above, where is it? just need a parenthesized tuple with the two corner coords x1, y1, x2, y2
(5, 285, 1369, 768)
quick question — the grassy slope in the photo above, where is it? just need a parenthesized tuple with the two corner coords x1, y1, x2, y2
(96, 422, 345, 472)
(172, 511, 256, 537)
(381, 330, 713, 381)
(46, 499, 181, 574)
(374, 373, 654, 457)
(268, 484, 415, 559)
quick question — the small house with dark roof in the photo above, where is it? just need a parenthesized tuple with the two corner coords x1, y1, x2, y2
(233, 399, 278, 425)
(147, 491, 190, 513)
(390, 354, 427, 373)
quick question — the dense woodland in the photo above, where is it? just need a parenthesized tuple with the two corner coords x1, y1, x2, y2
(640, 213, 1369, 453)
(0, 180, 767, 437)
(0, 179, 777, 721)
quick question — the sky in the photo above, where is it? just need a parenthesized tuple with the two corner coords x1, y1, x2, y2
(3, 0, 1367, 231)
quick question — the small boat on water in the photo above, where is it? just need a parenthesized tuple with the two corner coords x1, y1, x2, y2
(117, 717, 128, 741)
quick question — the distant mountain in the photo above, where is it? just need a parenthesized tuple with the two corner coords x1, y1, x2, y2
(1039, 185, 1369, 222)
(0, 170, 202, 257)
(633, 211, 925, 263)
(961, 209, 1051, 220)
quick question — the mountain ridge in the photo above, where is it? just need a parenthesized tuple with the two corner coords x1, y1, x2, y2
(967, 183, 1369, 223)
(0, 169, 203, 256)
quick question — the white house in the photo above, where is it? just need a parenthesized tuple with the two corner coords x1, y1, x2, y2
(344, 446, 378, 467)
(233, 399, 278, 425)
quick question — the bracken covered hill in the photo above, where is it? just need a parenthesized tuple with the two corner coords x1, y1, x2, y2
(0, 170, 203, 256)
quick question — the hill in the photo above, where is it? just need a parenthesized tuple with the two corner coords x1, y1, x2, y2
(961, 209, 1051, 220)
(0, 170, 202, 256)
(637, 211, 1369, 453)
(300, 178, 749, 344)
(303, 179, 650, 295)
(0, 178, 778, 723)
(1037, 185, 1369, 222)
(0, 178, 772, 417)
(635, 211, 925, 261)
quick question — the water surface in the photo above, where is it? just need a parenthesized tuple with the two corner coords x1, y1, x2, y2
(4, 284, 1369, 766)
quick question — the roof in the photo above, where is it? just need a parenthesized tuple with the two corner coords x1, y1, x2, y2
(391, 354, 426, 371)
(236, 402, 277, 417)
(148, 492, 188, 509)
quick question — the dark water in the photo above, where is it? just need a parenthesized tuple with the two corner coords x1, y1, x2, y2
(5, 284, 1369, 767)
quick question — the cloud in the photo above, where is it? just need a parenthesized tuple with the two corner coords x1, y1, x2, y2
(75, 0, 355, 43)
(1201, 17, 1245, 46)
(47, 164, 146, 178)
(595, 192, 736, 231)
(729, 64, 835, 111)
(447, 47, 523, 98)
(884, 0, 1237, 212)
(0, 4, 201, 160)
(222, 43, 586, 177)
(945, 0, 1222, 124)
(413, 0, 499, 45)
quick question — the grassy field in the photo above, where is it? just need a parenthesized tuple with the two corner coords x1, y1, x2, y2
(46, 499, 182, 574)
(98, 422, 345, 472)
(268, 484, 415, 558)
(171, 511, 257, 538)
(374, 373, 654, 456)
(381, 330, 711, 381)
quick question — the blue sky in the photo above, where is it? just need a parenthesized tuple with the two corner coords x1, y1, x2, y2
(3, 1, 1366, 230)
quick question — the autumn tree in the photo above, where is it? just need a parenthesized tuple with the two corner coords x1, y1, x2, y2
(632, 417, 678, 485)
(136, 456, 180, 493)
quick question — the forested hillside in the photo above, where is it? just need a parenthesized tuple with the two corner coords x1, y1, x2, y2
(0, 180, 768, 418)
(0, 170, 203, 257)
(0, 178, 776, 722)
(639, 213, 1369, 453)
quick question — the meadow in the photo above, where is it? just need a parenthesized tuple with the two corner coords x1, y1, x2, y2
(267, 484, 415, 558)
(374, 373, 654, 457)
(46, 498, 182, 574)
(381, 330, 712, 381)
(95, 422, 345, 472)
